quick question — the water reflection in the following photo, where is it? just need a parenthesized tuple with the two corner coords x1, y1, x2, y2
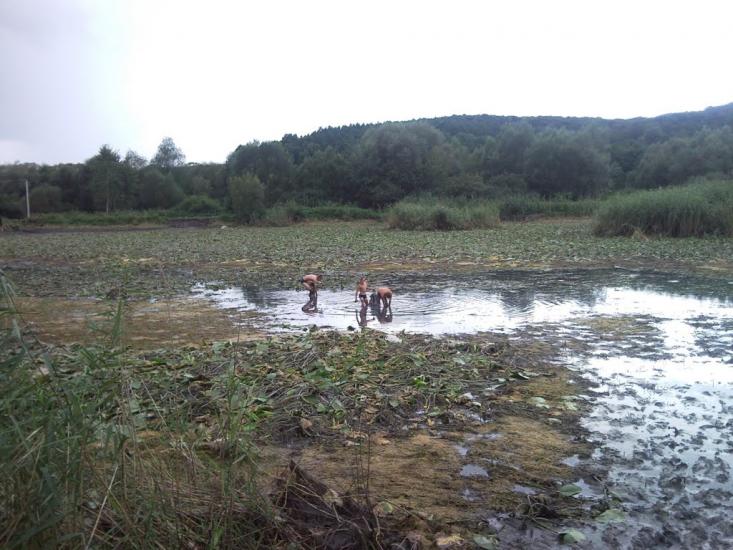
(191, 270, 732, 336)
(192, 269, 733, 547)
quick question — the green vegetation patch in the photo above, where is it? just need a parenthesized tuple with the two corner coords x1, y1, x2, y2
(0, 270, 591, 547)
(386, 198, 499, 230)
(499, 195, 599, 221)
(2, 220, 732, 299)
(594, 180, 733, 237)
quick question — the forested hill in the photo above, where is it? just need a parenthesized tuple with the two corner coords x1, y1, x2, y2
(2, 103, 733, 216)
(292, 103, 733, 152)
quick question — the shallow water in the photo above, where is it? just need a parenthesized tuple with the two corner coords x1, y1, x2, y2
(193, 269, 733, 547)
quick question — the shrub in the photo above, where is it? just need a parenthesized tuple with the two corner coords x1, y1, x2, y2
(261, 205, 293, 226)
(30, 210, 171, 225)
(302, 204, 380, 221)
(386, 198, 499, 230)
(499, 195, 599, 221)
(486, 173, 528, 198)
(593, 180, 733, 237)
(229, 173, 265, 223)
(261, 202, 380, 226)
(175, 194, 222, 215)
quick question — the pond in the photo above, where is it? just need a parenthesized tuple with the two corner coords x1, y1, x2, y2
(194, 269, 733, 547)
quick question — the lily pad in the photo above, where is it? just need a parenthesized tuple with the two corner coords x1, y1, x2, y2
(472, 533, 498, 549)
(596, 508, 625, 523)
(560, 529, 586, 543)
(559, 483, 582, 497)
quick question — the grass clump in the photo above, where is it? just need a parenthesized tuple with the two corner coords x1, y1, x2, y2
(386, 198, 499, 230)
(594, 180, 733, 237)
(173, 194, 222, 215)
(499, 195, 599, 221)
(262, 202, 381, 226)
(28, 209, 173, 226)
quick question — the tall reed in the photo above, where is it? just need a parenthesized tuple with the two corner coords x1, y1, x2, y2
(594, 180, 733, 237)
(386, 198, 499, 230)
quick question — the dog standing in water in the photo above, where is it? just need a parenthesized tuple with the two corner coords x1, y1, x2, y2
(354, 276, 369, 308)
(300, 273, 322, 312)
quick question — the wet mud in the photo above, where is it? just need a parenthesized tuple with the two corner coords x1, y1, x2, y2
(15, 296, 259, 348)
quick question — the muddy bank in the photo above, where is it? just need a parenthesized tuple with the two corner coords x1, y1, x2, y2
(2, 325, 598, 547)
(15, 296, 260, 348)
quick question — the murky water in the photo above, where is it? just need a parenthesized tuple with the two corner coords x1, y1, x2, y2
(194, 269, 733, 547)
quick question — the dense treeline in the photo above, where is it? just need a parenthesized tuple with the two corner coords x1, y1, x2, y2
(2, 103, 733, 219)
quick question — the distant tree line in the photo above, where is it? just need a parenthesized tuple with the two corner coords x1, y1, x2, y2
(2, 103, 733, 219)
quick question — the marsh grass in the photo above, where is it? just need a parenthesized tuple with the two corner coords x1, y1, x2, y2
(499, 195, 599, 221)
(29, 209, 175, 226)
(1, 270, 407, 548)
(262, 202, 380, 226)
(0, 271, 275, 548)
(386, 198, 499, 230)
(594, 180, 733, 237)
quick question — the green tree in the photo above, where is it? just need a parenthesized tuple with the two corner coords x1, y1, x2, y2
(151, 137, 185, 170)
(484, 123, 535, 178)
(123, 150, 147, 170)
(228, 173, 265, 222)
(87, 145, 123, 213)
(138, 169, 183, 209)
(189, 175, 212, 196)
(27, 184, 64, 212)
(485, 173, 528, 197)
(356, 122, 447, 207)
(524, 130, 609, 197)
(295, 148, 354, 204)
(226, 141, 294, 205)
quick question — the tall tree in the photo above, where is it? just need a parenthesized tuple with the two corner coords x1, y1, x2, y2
(228, 173, 265, 222)
(226, 141, 294, 205)
(524, 129, 610, 197)
(87, 145, 123, 213)
(356, 122, 446, 207)
(151, 137, 185, 170)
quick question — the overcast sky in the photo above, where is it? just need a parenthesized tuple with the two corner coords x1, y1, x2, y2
(1, 0, 732, 165)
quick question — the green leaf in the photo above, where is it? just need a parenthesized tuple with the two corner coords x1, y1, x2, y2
(560, 529, 586, 543)
(596, 508, 625, 523)
(559, 483, 582, 497)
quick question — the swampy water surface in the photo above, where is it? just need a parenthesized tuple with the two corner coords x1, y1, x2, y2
(195, 269, 733, 548)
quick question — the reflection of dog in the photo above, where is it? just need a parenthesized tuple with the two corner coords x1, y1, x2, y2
(369, 287, 392, 309)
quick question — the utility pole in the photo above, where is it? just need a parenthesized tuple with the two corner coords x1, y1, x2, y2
(25, 179, 31, 219)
